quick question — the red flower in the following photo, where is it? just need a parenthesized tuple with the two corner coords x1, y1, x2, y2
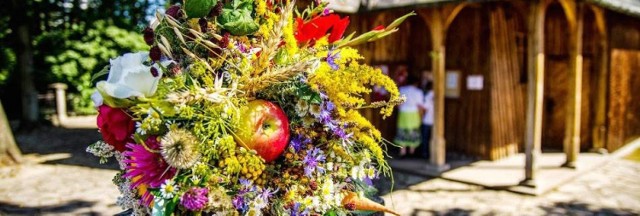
(328, 16, 350, 43)
(295, 14, 350, 44)
(97, 105, 135, 152)
(372, 25, 385, 31)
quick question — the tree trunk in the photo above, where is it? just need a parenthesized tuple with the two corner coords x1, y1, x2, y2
(11, 0, 39, 129)
(0, 99, 22, 166)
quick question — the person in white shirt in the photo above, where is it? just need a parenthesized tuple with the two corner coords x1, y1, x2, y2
(394, 74, 426, 157)
(421, 87, 434, 158)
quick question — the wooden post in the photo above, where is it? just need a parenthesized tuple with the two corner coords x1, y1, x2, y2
(418, 4, 468, 173)
(521, 0, 547, 188)
(561, 0, 584, 168)
(590, 6, 608, 154)
(50, 83, 69, 124)
(420, 8, 449, 172)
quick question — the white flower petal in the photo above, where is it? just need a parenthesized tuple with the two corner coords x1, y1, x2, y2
(91, 90, 103, 108)
(97, 52, 170, 99)
(97, 81, 144, 99)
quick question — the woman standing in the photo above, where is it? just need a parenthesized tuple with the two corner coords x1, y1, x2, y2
(421, 70, 434, 159)
(395, 73, 425, 157)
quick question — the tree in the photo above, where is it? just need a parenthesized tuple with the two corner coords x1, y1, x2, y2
(9, 0, 38, 129)
(0, 0, 165, 123)
(0, 99, 22, 165)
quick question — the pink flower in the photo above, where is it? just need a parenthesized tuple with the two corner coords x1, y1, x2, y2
(123, 136, 176, 189)
(180, 187, 209, 211)
(97, 105, 135, 152)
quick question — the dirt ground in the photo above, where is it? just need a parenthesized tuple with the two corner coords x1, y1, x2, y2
(12, 125, 119, 170)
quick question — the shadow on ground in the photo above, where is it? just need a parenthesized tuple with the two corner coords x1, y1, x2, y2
(409, 208, 474, 216)
(399, 200, 638, 216)
(538, 201, 638, 216)
(0, 200, 101, 215)
(14, 126, 118, 169)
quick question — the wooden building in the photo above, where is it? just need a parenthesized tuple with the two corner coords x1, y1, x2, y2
(329, 0, 640, 186)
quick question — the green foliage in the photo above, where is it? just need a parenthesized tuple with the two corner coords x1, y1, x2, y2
(0, 48, 15, 86)
(218, 0, 258, 36)
(0, 0, 165, 117)
(35, 21, 148, 114)
(185, 0, 218, 18)
(0, 15, 13, 86)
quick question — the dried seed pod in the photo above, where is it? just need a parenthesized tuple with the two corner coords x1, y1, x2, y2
(173, 27, 186, 45)
(160, 36, 173, 53)
(202, 39, 220, 49)
(157, 43, 173, 59)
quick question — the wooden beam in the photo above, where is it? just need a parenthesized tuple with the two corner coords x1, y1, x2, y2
(559, 0, 578, 29)
(443, 3, 469, 32)
(590, 5, 609, 153)
(522, 0, 547, 188)
(562, 0, 584, 168)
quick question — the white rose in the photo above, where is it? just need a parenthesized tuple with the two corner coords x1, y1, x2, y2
(96, 52, 171, 99)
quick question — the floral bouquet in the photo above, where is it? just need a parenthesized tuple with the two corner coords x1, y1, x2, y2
(87, 0, 412, 215)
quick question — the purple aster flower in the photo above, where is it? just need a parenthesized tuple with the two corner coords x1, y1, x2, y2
(326, 51, 340, 70)
(180, 187, 209, 211)
(289, 135, 311, 152)
(324, 101, 335, 111)
(303, 148, 326, 177)
(291, 202, 310, 216)
(364, 176, 374, 186)
(239, 178, 252, 187)
(289, 136, 304, 152)
(233, 196, 246, 211)
(319, 92, 328, 100)
(236, 42, 248, 53)
(237, 178, 256, 195)
(329, 123, 353, 140)
(318, 108, 332, 124)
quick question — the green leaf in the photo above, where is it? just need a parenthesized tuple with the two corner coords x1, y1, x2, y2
(165, 196, 179, 215)
(323, 210, 337, 216)
(218, 8, 258, 36)
(91, 65, 110, 82)
(184, 0, 219, 18)
(230, 0, 254, 10)
(385, 11, 416, 31)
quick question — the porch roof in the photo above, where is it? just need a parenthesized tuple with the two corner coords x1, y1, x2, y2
(587, 0, 640, 18)
(327, 0, 640, 17)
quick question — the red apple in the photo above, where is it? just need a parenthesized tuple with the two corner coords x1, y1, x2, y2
(235, 100, 290, 162)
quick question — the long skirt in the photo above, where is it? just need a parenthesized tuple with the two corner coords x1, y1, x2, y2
(394, 111, 421, 148)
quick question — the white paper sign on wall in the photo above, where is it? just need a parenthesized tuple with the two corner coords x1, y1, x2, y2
(467, 75, 484, 90)
(445, 71, 460, 98)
